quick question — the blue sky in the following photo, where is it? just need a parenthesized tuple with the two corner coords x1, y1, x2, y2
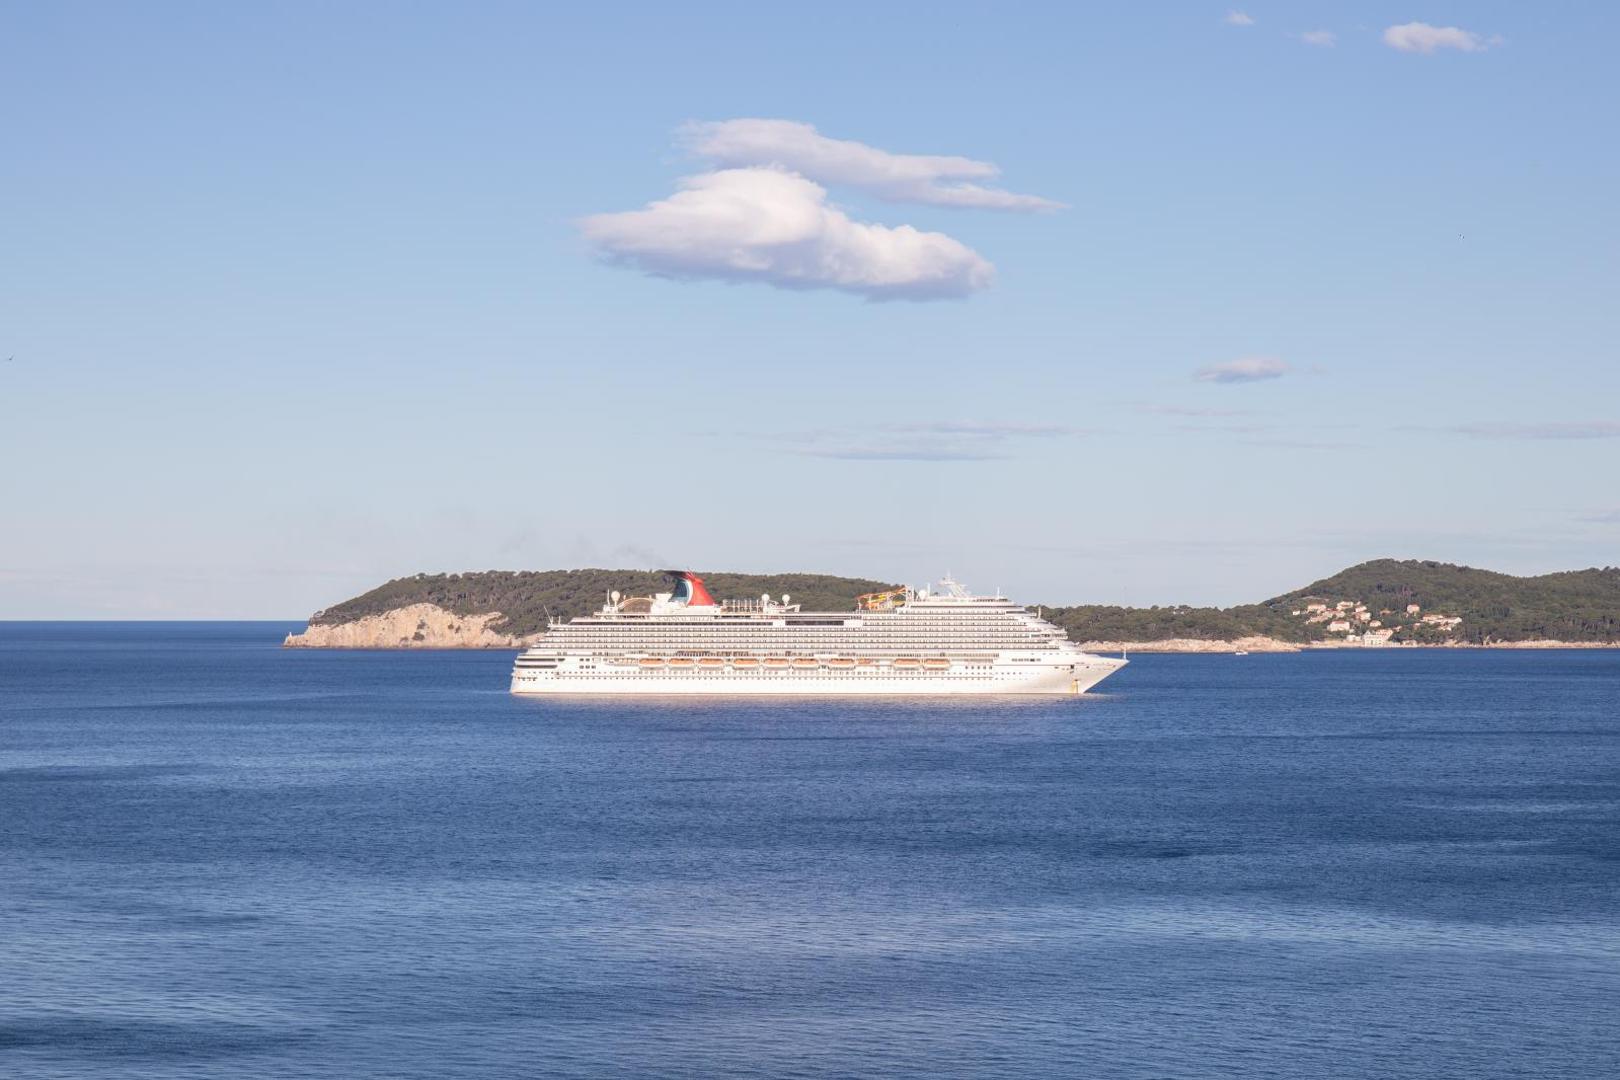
(3, 2, 1617, 617)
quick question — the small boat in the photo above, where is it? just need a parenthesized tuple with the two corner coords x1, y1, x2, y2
(697, 657, 725, 668)
(763, 657, 791, 669)
(1234, 650, 1249, 656)
(892, 657, 921, 669)
(667, 657, 696, 668)
(638, 657, 665, 668)
(922, 658, 951, 670)
(732, 657, 760, 668)
(856, 658, 876, 667)
(791, 657, 819, 669)
(826, 657, 855, 669)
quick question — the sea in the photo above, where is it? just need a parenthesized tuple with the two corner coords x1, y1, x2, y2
(3, 623, 1618, 1079)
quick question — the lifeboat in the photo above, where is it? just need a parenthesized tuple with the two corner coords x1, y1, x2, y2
(826, 657, 855, 669)
(892, 658, 921, 669)
(791, 657, 819, 669)
(922, 658, 952, 670)
(764, 657, 791, 669)
(697, 657, 726, 668)
(638, 657, 665, 668)
(856, 657, 876, 667)
(667, 657, 696, 668)
(732, 657, 760, 669)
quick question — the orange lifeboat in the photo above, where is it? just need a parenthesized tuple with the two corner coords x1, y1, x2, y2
(826, 657, 855, 669)
(732, 657, 760, 669)
(763, 657, 791, 669)
(638, 657, 665, 668)
(856, 657, 876, 667)
(791, 657, 819, 669)
(922, 658, 951, 670)
(892, 658, 921, 669)
(697, 657, 725, 668)
(667, 657, 696, 668)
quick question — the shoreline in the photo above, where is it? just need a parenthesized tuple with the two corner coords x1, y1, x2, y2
(280, 601, 1620, 653)
(1079, 639, 1620, 653)
(282, 627, 1620, 653)
(282, 604, 529, 649)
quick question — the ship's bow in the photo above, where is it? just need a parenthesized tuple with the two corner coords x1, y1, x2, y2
(1073, 655, 1128, 694)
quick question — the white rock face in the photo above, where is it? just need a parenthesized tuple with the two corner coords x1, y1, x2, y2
(1074, 636, 1302, 654)
(283, 603, 536, 649)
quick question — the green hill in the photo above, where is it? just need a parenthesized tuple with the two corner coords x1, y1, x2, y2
(1042, 560, 1620, 644)
(1259, 559, 1620, 644)
(1041, 602, 1306, 644)
(308, 560, 1620, 644)
(313, 569, 898, 638)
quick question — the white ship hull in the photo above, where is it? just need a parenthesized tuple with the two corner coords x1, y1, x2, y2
(512, 656, 1125, 697)
(510, 573, 1128, 698)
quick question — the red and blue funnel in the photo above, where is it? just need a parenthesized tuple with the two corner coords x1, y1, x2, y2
(664, 570, 716, 607)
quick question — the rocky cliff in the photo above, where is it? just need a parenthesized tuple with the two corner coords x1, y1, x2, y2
(283, 603, 535, 649)
(1073, 635, 1301, 654)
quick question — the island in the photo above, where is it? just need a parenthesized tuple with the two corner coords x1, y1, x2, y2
(284, 560, 1620, 651)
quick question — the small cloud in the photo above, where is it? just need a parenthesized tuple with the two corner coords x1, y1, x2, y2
(580, 167, 993, 301)
(1383, 22, 1490, 53)
(1452, 421, 1620, 440)
(682, 119, 1062, 212)
(1578, 508, 1620, 525)
(1224, 11, 1255, 27)
(1193, 356, 1291, 384)
(1300, 30, 1337, 47)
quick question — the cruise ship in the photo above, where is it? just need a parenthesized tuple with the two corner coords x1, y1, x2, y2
(510, 571, 1126, 696)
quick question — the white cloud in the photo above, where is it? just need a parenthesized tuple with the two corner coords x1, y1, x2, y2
(580, 167, 994, 301)
(1383, 22, 1489, 53)
(1300, 30, 1337, 47)
(583, 120, 1061, 300)
(1224, 11, 1255, 26)
(1194, 357, 1291, 384)
(680, 119, 1061, 212)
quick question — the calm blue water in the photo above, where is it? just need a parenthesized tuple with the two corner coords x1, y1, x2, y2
(3, 624, 1619, 1079)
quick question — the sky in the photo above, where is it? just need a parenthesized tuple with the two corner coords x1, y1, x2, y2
(2, 2, 1617, 617)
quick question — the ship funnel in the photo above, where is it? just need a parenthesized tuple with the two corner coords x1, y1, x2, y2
(662, 570, 716, 607)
